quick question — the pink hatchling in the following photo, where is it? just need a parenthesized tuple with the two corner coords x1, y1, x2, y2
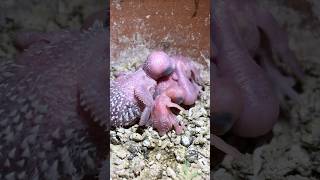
(110, 51, 175, 128)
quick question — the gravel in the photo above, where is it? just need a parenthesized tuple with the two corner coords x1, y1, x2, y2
(110, 41, 210, 179)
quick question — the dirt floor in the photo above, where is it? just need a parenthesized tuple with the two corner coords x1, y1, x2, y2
(213, 0, 320, 179)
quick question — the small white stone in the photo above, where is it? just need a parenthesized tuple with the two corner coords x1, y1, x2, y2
(130, 133, 143, 142)
(181, 135, 192, 147)
(156, 153, 161, 160)
(166, 167, 176, 178)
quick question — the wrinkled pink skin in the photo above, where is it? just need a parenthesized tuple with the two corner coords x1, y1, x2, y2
(112, 68, 157, 126)
(227, 0, 304, 102)
(143, 51, 176, 80)
(154, 55, 202, 105)
(170, 56, 202, 105)
(212, 0, 304, 157)
(145, 51, 202, 106)
(150, 53, 202, 135)
(213, 0, 304, 137)
(111, 51, 176, 127)
(151, 85, 186, 136)
(155, 76, 184, 103)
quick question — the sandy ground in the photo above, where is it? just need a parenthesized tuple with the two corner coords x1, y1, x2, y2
(213, 0, 320, 179)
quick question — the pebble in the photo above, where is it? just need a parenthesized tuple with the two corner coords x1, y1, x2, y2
(149, 164, 162, 177)
(186, 148, 199, 163)
(160, 141, 170, 149)
(142, 139, 151, 147)
(127, 144, 141, 155)
(174, 146, 186, 163)
(194, 117, 206, 127)
(127, 153, 135, 160)
(113, 158, 123, 165)
(142, 138, 156, 148)
(148, 160, 155, 166)
(132, 157, 145, 175)
(194, 136, 207, 146)
(191, 127, 204, 135)
(168, 142, 174, 148)
(111, 136, 120, 145)
(130, 133, 143, 142)
(117, 128, 125, 134)
(198, 158, 210, 173)
(116, 169, 129, 178)
(113, 146, 128, 159)
(166, 167, 177, 178)
(156, 153, 161, 160)
(181, 135, 192, 147)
